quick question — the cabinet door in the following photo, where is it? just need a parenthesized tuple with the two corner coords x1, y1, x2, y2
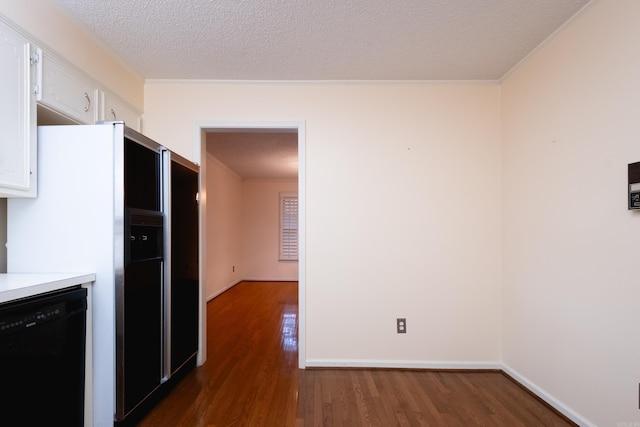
(0, 21, 36, 197)
(37, 51, 98, 125)
(100, 91, 142, 132)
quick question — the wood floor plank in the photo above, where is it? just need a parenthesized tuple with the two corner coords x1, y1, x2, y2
(138, 281, 576, 427)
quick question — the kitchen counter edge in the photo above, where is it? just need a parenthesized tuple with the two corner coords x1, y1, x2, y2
(0, 273, 96, 304)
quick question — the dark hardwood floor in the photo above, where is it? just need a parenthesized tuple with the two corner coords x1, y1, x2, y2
(138, 281, 575, 426)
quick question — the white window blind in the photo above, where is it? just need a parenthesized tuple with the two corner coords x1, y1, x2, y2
(279, 193, 298, 261)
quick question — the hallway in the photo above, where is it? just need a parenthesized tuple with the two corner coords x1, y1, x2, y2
(139, 281, 298, 426)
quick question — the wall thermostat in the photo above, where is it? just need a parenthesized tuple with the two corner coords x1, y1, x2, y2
(629, 162, 640, 210)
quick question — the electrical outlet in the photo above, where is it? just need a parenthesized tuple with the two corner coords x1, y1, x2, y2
(397, 318, 406, 334)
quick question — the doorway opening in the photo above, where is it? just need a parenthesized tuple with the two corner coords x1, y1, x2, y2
(195, 121, 306, 369)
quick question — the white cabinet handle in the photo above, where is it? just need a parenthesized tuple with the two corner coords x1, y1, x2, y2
(110, 108, 116, 120)
(83, 92, 91, 112)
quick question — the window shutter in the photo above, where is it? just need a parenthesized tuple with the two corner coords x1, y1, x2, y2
(279, 193, 298, 261)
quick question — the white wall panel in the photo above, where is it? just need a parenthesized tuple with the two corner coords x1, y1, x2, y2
(144, 81, 502, 365)
(501, 1, 640, 425)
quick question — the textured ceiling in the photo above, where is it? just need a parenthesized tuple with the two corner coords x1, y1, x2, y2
(51, 0, 591, 179)
(207, 132, 298, 180)
(53, 0, 591, 81)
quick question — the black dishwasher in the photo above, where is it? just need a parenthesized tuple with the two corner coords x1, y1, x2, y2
(0, 287, 88, 427)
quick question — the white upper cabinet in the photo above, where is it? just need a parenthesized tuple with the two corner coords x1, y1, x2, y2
(100, 90, 142, 132)
(0, 15, 143, 198)
(0, 19, 37, 197)
(36, 49, 99, 125)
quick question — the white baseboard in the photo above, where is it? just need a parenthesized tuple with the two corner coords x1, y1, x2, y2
(242, 277, 298, 282)
(206, 279, 242, 301)
(501, 363, 595, 427)
(304, 359, 502, 370)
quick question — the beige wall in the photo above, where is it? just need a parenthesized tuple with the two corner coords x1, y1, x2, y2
(0, 0, 143, 109)
(501, 0, 640, 425)
(144, 81, 503, 365)
(243, 180, 298, 281)
(205, 150, 243, 300)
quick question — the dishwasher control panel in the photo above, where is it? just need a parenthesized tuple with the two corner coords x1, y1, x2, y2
(0, 302, 65, 334)
(0, 287, 86, 336)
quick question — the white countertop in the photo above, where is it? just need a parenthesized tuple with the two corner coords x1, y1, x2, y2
(0, 273, 96, 304)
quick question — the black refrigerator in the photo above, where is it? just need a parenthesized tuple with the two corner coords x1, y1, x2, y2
(118, 128, 201, 425)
